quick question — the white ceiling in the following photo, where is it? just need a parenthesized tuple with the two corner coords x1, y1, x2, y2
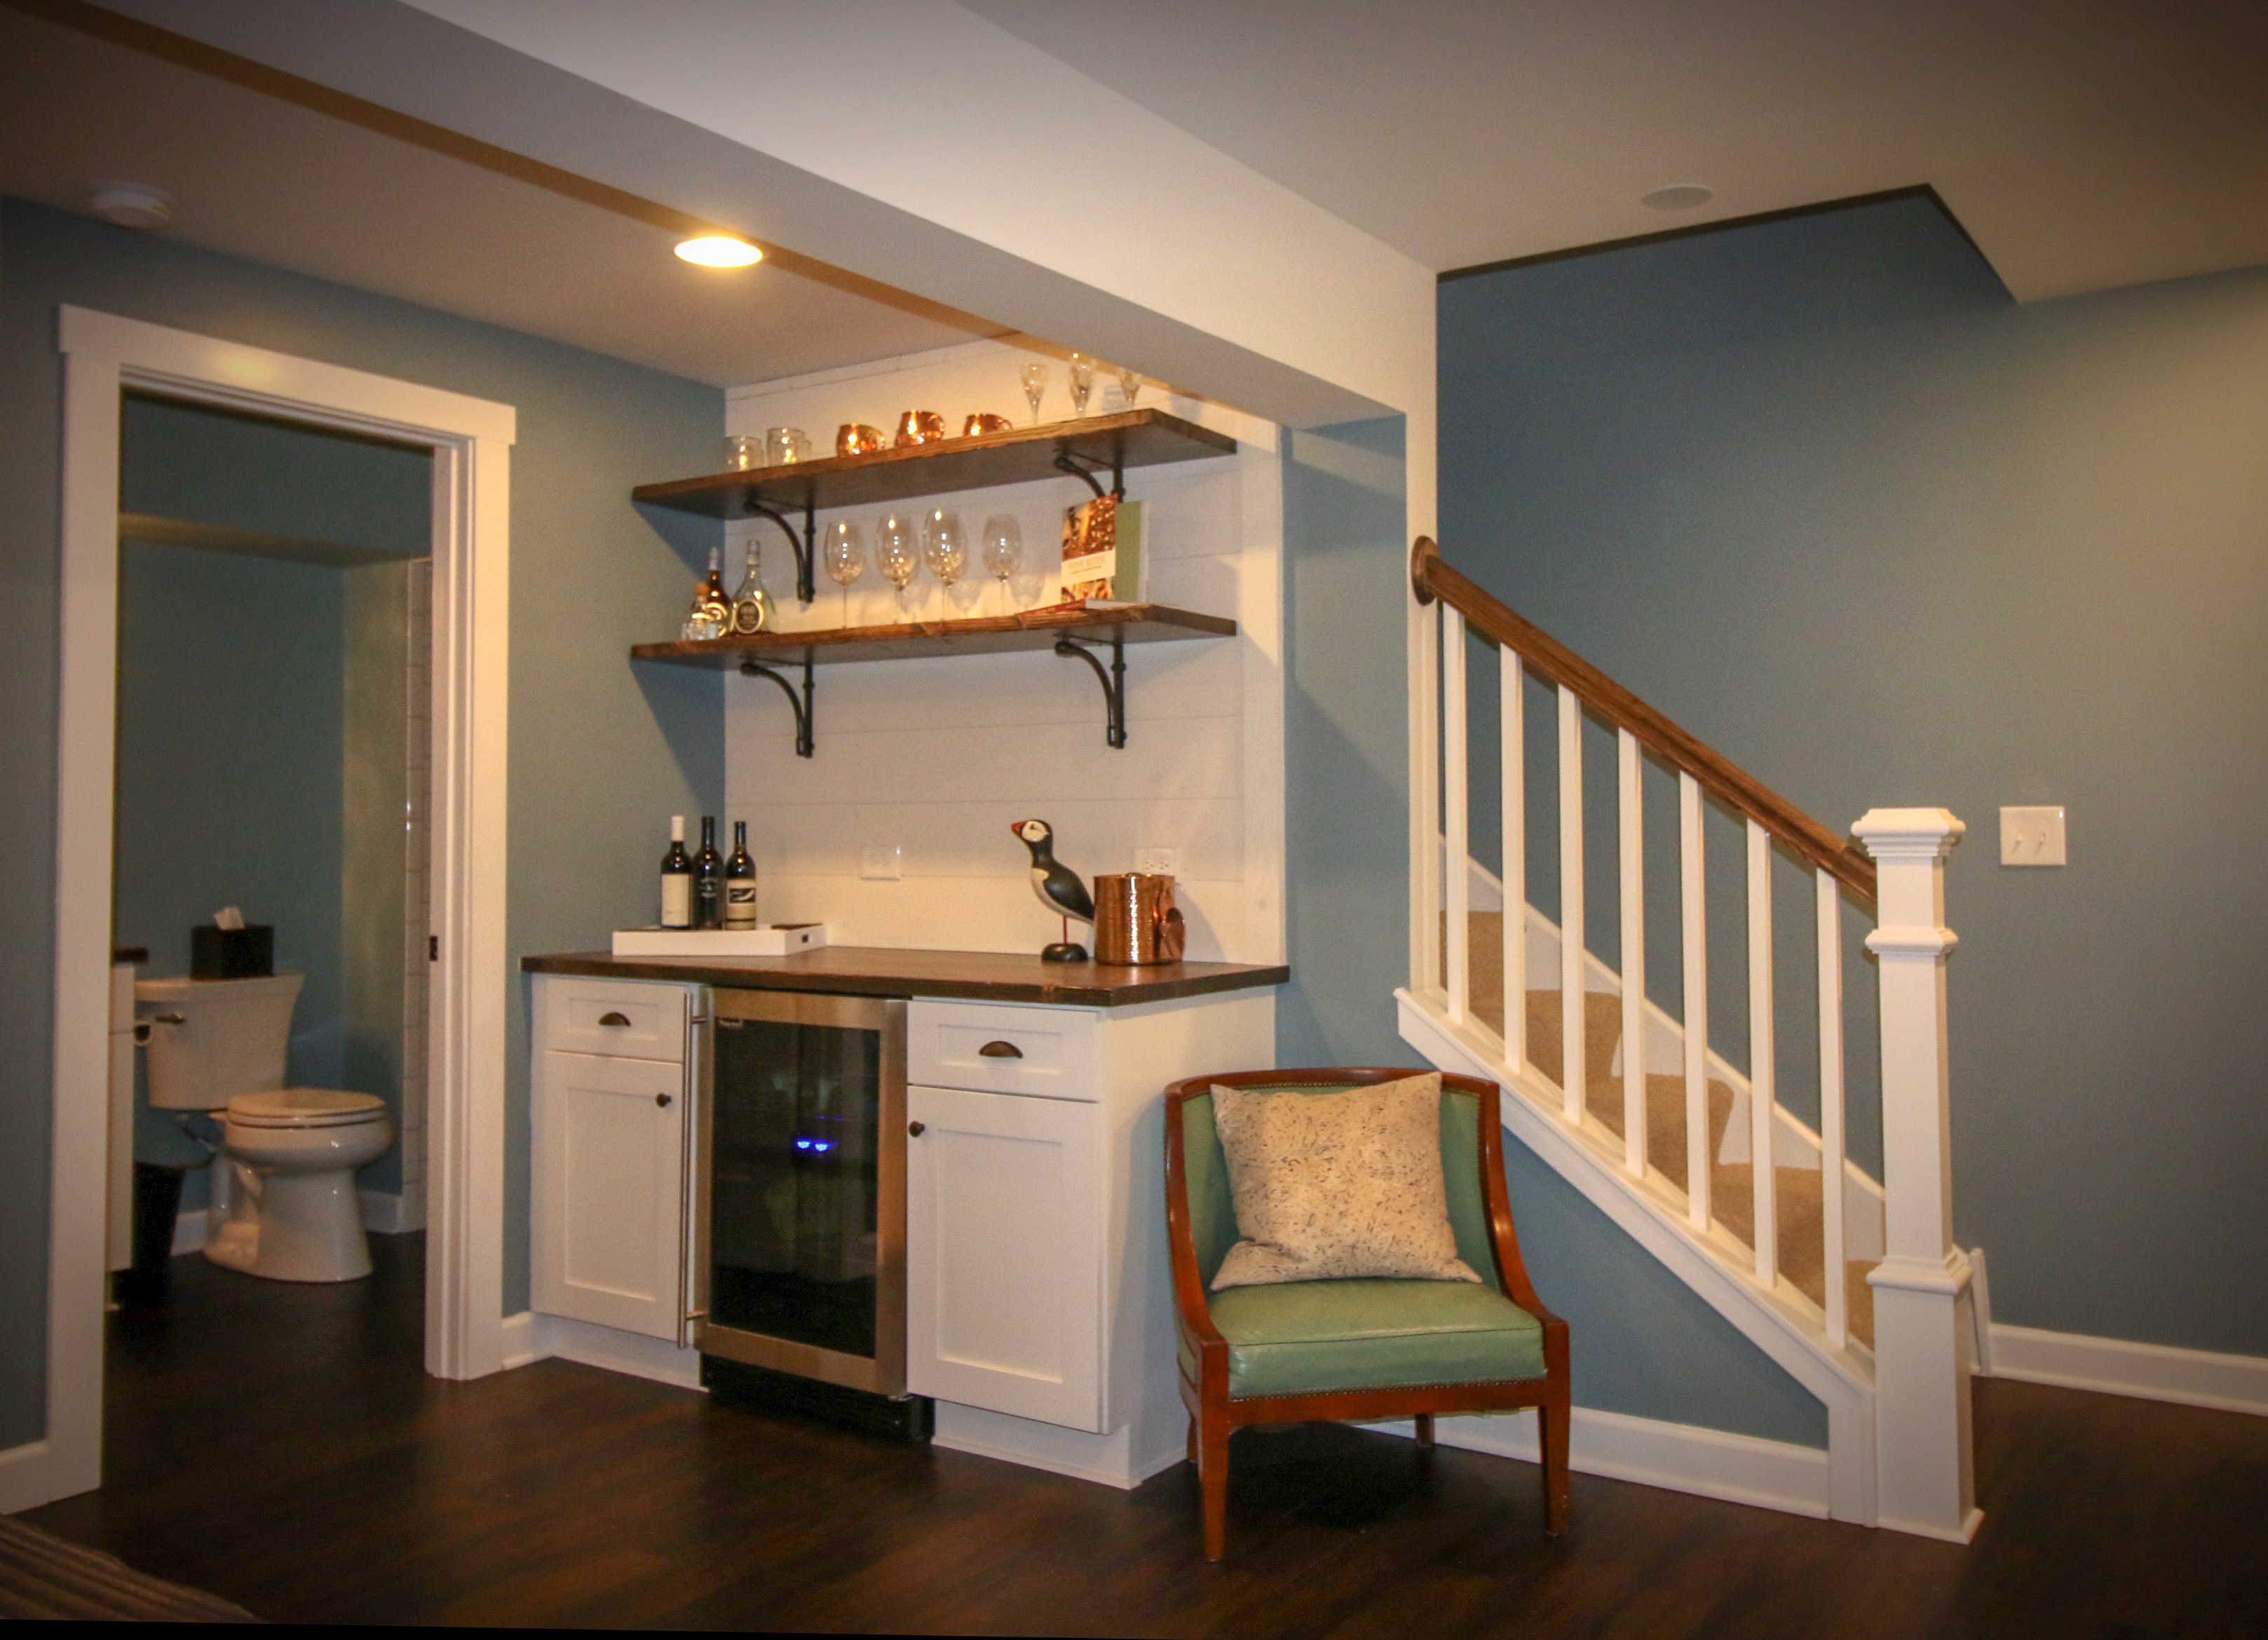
(962, 0, 2268, 300)
(0, 4, 1006, 388)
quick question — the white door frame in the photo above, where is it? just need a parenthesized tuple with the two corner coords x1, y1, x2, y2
(35, 306, 515, 1505)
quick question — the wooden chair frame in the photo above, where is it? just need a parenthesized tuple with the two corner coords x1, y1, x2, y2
(1163, 1067, 1571, 1561)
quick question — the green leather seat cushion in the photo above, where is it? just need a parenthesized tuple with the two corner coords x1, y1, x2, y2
(1183, 1278, 1547, 1400)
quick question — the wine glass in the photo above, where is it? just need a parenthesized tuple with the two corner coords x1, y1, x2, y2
(875, 513, 918, 621)
(981, 515, 1023, 614)
(822, 519, 865, 626)
(921, 508, 967, 619)
(1115, 365, 1141, 410)
(1067, 353, 1095, 417)
(1019, 361, 1049, 426)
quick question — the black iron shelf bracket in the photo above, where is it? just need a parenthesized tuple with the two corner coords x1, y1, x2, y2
(1052, 443, 1125, 502)
(740, 655, 815, 758)
(745, 496, 817, 606)
(1054, 630, 1128, 749)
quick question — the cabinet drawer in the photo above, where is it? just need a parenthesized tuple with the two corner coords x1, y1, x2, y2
(908, 1000, 1096, 1102)
(538, 976, 690, 1063)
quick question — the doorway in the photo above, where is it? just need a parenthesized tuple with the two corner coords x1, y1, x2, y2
(39, 308, 516, 1507)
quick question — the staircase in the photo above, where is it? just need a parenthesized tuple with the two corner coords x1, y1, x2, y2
(1399, 538, 1979, 1541)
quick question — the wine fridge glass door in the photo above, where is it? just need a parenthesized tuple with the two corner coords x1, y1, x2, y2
(697, 989, 906, 1394)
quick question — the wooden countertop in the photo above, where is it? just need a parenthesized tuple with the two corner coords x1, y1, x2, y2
(520, 946, 1289, 1008)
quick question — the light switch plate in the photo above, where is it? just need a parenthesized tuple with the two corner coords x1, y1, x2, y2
(860, 845, 902, 881)
(1999, 806, 2066, 867)
(1134, 847, 1180, 876)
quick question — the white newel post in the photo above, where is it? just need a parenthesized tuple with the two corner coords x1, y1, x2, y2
(1853, 808, 1980, 1543)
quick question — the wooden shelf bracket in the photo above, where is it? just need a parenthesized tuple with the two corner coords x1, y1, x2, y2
(746, 496, 817, 606)
(740, 656, 815, 758)
(1054, 631, 1129, 749)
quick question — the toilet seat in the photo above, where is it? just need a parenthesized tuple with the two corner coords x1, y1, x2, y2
(225, 1087, 386, 1129)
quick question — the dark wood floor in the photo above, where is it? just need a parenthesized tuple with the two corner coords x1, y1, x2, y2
(22, 1235, 2268, 1634)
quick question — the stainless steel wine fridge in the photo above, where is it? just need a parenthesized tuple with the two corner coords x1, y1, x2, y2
(692, 989, 917, 1426)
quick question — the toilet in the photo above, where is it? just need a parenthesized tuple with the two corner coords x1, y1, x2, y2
(137, 973, 391, 1283)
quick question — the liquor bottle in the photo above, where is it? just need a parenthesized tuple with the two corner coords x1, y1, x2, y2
(684, 546, 731, 639)
(729, 544, 773, 637)
(692, 815, 724, 929)
(724, 820, 758, 928)
(659, 815, 693, 929)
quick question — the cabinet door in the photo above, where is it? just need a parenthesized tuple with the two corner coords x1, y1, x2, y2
(906, 1083, 1104, 1430)
(534, 1049, 688, 1340)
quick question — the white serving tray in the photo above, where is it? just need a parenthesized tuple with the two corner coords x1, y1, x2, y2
(610, 924, 827, 958)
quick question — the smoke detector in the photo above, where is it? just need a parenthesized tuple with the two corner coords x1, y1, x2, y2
(87, 182, 173, 230)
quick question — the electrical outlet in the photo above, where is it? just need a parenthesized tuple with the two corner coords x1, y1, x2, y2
(859, 845, 902, 881)
(1134, 847, 1180, 876)
(1999, 806, 2066, 867)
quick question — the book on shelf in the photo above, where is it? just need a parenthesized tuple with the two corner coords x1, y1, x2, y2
(1057, 497, 1143, 604)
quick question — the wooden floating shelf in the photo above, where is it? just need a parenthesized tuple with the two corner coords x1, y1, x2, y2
(630, 602, 1236, 669)
(631, 408, 1237, 520)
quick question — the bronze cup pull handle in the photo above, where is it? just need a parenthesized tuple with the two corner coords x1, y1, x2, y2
(598, 1011, 632, 1027)
(977, 1040, 1024, 1059)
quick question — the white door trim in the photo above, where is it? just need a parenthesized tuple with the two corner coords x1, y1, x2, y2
(41, 306, 515, 1506)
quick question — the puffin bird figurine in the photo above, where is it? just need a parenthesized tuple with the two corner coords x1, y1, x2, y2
(1011, 818, 1094, 963)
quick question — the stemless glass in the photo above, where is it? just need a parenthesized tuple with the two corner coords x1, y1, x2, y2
(1067, 353, 1095, 417)
(875, 513, 919, 621)
(921, 508, 967, 618)
(822, 519, 865, 626)
(981, 515, 1023, 614)
(1019, 361, 1049, 426)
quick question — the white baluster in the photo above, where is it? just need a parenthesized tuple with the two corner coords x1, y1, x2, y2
(1618, 729, 1645, 1177)
(1444, 609, 1469, 1026)
(1500, 650, 1526, 1071)
(1558, 686, 1585, 1125)
(1854, 808, 1978, 1543)
(1680, 772, 1709, 1230)
(1817, 869, 1848, 1351)
(1746, 818, 1777, 1288)
(1408, 597, 1441, 1002)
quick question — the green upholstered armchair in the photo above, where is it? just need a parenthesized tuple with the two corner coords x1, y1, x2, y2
(1163, 1068, 1570, 1561)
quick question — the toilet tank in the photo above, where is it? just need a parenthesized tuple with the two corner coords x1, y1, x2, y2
(136, 973, 305, 1111)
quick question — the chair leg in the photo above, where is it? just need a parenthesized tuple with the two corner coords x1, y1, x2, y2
(1539, 1392, 1571, 1535)
(1413, 1412, 1435, 1450)
(1200, 1417, 1232, 1562)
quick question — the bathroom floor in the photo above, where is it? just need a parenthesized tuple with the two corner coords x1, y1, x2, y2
(18, 1239, 2268, 1633)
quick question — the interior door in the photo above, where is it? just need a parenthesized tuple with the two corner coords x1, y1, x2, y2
(905, 1083, 1103, 1431)
(534, 1048, 686, 1339)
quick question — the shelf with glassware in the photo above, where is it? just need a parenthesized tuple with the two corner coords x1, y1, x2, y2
(630, 409, 1240, 757)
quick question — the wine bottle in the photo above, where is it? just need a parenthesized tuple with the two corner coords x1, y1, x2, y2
(659, 815, 693, 929)
(693, 815, 724, 930)
(724, 820, 758, 928)
(729, 544, 773, 637)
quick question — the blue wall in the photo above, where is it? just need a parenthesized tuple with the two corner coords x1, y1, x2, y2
(1441, 193, 2268, 1361)
(1280, 418, 1825, 1444)
(0, 198, 724, 1448)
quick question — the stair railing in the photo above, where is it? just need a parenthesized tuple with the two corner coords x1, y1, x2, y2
(1409, 537, 1976, 1539)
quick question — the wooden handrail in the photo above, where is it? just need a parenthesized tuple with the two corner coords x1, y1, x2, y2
(1413, 537, 1876, 906)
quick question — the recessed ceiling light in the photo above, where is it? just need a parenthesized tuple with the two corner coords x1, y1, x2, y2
(675, 236, 763, 268)
(87, 181, 172, 230)
(1641, 185, 1714, 212)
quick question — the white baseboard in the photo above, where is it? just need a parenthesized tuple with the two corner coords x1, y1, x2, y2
(1383, 1406, 1833, 1520)
(509, 1313, 705, 1390)
(932, 1402, 1184, 1492)
(171, 1207, 208, 1256)
(357, 1189, 423, 1235)
(0, 1441, 53, 1514)
(1988, 1324, 2268, 1417)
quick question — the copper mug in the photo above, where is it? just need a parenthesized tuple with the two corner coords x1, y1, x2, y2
(836, 423, 887, 457)
(894, 409, 946, 447)
(961, 412, 1014, 438)
(1092, 873, 1186, 965)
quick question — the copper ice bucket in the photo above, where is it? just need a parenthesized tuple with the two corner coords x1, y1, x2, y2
(1092, 873, 1186, 965)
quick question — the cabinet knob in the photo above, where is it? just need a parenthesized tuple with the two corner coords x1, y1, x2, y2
(977, 1040, 1024, 1059)
(599, 1011, 632, 1028)
(656, 1093, 673, 1108)
(907, 1120, 926, 1137)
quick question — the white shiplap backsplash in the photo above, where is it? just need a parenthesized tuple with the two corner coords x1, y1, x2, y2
(720, 339, 1284, 964)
